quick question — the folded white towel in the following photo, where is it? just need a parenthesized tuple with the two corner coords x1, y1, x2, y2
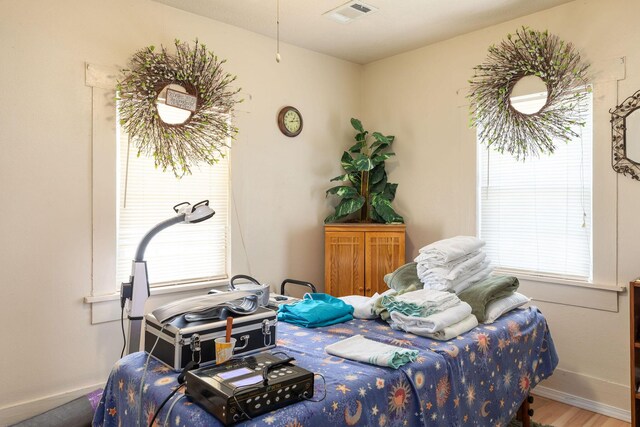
(325, 334, 418, 369)
(420, 314, 478, 340)
(418, 260, 492, 291)
(393, 288, 459, 305)
(389, 302, 473, 333)
(415, 249, 477, 269)
(418, 236, 485, 265)
(483, 292, 530, 324)
(450, 263, 493, 294)
(415, 251, 486, 281)
(339, 289, 396, 319)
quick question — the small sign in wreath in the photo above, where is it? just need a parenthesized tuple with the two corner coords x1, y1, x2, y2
(468, 27, 589, 160)
(117, 39, 241, 177)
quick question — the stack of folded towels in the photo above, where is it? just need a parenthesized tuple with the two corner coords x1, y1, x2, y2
(380, 288, 478, 341)
(414, 235, 493, 293)
(339, 235, 533, 341)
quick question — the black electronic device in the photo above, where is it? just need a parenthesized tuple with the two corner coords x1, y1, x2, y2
(185, 352, 314, 425)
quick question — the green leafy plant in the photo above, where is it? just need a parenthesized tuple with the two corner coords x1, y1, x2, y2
(324, 118, 404, 224)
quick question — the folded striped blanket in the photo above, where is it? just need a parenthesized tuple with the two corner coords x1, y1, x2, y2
(325, 334, 418, 369)
(380, 288, 460, 317)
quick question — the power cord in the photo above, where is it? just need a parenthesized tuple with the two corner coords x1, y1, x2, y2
(231, 383, 263, 422)
(163, 391, 185, 426)
(143, 325, 199, 427)
(138, 324, 165, 426)
(120, 303, 127, 358)
(302, 373, 327, 403)
(148, 383, 185, 427)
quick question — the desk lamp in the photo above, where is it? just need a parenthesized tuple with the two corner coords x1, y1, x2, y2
(120, 200, 215, 354)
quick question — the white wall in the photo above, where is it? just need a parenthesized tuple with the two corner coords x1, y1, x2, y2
(362, 0, 640, 416)
(3, 0, 639, 422)
(0, 0, 361, 423)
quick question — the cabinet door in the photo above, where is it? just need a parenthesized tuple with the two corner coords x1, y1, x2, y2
(365, 231, 406, 297)
(324, 231, 365, 297)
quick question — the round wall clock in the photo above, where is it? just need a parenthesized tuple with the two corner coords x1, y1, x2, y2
(277, 106, 303, 137)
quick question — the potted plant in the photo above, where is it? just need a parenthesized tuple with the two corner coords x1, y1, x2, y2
(324, 118, 404, 224)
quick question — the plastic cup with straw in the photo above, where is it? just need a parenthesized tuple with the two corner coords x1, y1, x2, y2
(215, 316, 235, 364)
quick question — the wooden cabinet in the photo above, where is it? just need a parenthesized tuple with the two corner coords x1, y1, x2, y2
(324, 223, 406, 297)
(631, 279, 640, 426)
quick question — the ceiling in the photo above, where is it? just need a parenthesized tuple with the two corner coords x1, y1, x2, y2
(152, 0, 576, 64)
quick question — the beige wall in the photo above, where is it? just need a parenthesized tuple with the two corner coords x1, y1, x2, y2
(0, 0, 361, 422)
(2, 0, 639, 422)
(362, 0, 640, 415)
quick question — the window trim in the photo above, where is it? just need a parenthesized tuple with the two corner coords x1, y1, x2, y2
(84, 63, 232, 323)
(477, 88, 594, 281)
(459, 57, 626, 305)
(115, 123, 232, 288)
(84, 278, 229, 304)
(493, 267, 624, 292)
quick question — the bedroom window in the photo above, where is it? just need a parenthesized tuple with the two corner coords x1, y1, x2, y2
(115, 126, 230, 288)
(477, 89, 593, 281)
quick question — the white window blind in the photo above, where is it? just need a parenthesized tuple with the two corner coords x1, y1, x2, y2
(116, 128, 229, 287)
(477, 90, 593, 280)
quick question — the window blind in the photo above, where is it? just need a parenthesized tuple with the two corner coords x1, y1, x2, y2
(116, 128, 229, 287)
(477, 90, 593, 280)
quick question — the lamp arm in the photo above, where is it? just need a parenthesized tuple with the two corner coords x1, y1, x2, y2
(123, 201, 214, 355)
(134, 213, 186, 262)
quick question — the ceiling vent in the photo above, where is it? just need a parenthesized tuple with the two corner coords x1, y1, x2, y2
(323, 1, 379, 24)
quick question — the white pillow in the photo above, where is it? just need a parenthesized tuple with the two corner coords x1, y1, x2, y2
(483, 292, 530, 324)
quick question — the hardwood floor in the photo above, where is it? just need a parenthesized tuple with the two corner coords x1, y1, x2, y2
(531, 395, 630, 427)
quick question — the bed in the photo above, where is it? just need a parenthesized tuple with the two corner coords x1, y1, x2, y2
(93, 305, 558, 427)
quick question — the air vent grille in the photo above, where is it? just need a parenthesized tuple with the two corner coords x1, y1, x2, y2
(323, 1, 378, 24)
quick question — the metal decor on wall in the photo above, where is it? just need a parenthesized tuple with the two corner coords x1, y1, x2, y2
(611, 89, 640, 181)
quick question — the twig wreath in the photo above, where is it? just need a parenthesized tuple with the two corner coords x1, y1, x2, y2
(117, 39, 241, 177)
(468, 27, 589, 160)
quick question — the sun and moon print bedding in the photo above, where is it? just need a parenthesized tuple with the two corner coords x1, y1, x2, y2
(93, 306, 557, 427)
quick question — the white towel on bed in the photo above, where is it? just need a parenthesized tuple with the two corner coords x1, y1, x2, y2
(325, 334, 418, 369)
(420, 314, 478, 340)
(418, 260, 492, 292)
(417, 236, 485, 265)
(389, 301, 473, 333)
(415, 250, 486, 280)
(340, 289, 396, 319)
(449, 263, 494, 294)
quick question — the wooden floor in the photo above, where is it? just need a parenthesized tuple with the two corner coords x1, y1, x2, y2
(531, 395, 630, 427)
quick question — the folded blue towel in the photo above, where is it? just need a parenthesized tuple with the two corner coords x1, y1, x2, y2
(277, 293, 354, 328)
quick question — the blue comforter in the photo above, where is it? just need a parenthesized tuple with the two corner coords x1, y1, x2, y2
(93, 306, 558, 426)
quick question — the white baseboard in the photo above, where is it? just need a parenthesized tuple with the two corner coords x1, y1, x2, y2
(0, 382, 104, 426)
(0, 380, 631, 425)
(534, 384, 631, 422)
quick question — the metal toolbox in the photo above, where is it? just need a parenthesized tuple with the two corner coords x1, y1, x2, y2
(144, 307, 277, 371)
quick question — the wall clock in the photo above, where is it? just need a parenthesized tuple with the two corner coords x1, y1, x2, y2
(277, 106, 303, 137)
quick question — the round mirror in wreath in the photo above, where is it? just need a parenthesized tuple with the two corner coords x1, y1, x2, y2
(509, 75, 548, 115)
(156, 84, 194, 125)
(469, 27, 589, 160)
